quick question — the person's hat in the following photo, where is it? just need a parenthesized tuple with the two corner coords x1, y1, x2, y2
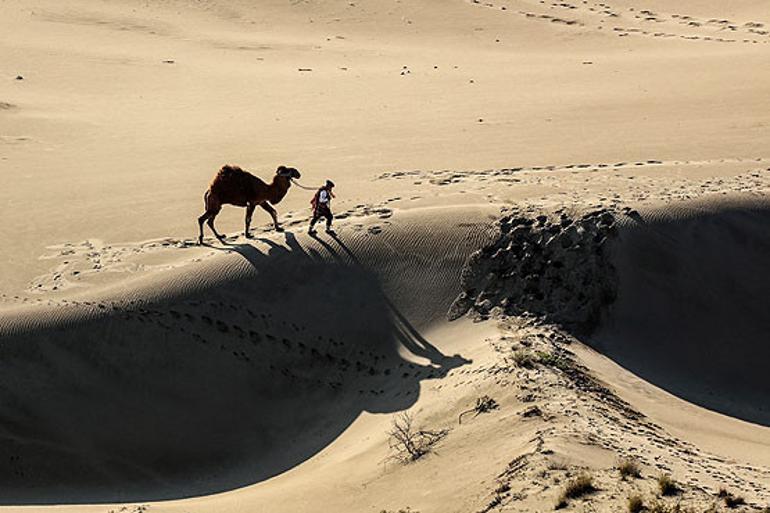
(326, 179, 335, 188)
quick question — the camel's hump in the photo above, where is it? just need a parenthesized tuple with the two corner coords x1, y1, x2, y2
(218, 164, 247, 177)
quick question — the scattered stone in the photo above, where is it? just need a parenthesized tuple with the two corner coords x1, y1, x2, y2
(521, 405, 542, 418)
(448, 209, 619, 333)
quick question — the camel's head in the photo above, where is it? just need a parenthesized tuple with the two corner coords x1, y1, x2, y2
(276, 165, 301, 180)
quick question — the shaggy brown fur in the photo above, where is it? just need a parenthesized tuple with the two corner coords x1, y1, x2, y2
(198, 164, 301, 244)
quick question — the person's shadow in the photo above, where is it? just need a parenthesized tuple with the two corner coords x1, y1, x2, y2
(0, 228, 472, 504)
(319, 231, 471, 371)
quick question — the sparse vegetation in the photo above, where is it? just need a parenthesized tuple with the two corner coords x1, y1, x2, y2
(521, 405, 542, 418)
(556, 473, 596, 509)
(387, 412, 449, 463)
(512, 349, 573, 372)
(628, 494, 645, 513)
(648, 500, 676, 513)
(512, 349, 537, 368)
(618, 458, 642, 479)
(646, 501, 718, 513)
(535, 350, 572, 371)
(658, 474, 679, 496)
(481, 494, 503, 512)
(718, 488, 746, 509)
(458, 395, 500, 424)
(547, 458, 569, 471)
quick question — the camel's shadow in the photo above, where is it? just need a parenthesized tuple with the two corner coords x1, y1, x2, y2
(0, 230, 470, 504)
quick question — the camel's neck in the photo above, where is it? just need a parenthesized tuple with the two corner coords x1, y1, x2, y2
(268, 176, 291, 204)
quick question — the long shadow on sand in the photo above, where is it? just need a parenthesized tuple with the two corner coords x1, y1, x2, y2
(0, 231, 469, 504)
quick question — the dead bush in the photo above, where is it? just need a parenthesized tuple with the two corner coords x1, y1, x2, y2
(658, 474, 679, 496)
(628, 494, 645, 513)
(387, 412, 448, 463)
(618, 458, 642, 479)
(459, 395, 499, 424)
(556, 473, 596, 509)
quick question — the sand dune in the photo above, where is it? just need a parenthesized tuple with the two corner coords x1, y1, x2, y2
(0, 208, 493, 504)
(1, 200, 768, 512)
(593, 199, 770, 425)
(1, 0, 769, 511)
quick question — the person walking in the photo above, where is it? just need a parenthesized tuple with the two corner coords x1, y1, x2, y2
(309, 180, 335, 235)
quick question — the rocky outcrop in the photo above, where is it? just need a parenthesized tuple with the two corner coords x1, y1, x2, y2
(449, 209, 620, 332)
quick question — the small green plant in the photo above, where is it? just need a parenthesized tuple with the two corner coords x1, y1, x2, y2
(628, 494, 645, 513)
(535, 351, 571, 371)
(512, 350, 536, 368)
(618, 459, 642, 479)
(658, 474, 679, 496)
(556, 473, 596, 509)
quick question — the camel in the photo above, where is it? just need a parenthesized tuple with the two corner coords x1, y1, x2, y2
(197, 164, 301, 244)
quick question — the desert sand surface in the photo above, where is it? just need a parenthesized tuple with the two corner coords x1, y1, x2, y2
(1, 0, 769, 512)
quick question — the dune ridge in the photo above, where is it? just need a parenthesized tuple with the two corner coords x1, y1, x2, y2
(0, 207, 495, 504)
(450, 197, 770, 425)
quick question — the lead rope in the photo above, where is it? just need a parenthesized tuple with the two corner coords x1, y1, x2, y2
(290, 178, 321, 191)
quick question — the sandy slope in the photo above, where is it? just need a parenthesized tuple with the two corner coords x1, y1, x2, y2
(2, 199, 768, 513)
(0, 207, 497, 504)
(1, 0, 770, 512)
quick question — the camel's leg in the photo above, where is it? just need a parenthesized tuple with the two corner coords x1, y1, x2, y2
(260, 202, 283, 232)
(198, 212, 209, 244)
(198, 193, 210, 244)
(244, 202, 256, 238)
(207, 211, 225, 241)
(198, 194, 223, 243)
(199, 211, 223, 243)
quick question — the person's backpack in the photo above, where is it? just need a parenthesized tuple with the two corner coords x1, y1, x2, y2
(311, 187, 323, 211)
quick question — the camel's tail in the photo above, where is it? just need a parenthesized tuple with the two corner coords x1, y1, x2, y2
(203, 190, 210, 210)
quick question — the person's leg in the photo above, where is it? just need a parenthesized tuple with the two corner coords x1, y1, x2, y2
(324, 208, 334, 231)
(309, 211, 320, 233)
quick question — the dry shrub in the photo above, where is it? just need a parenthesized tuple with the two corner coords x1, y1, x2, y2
(718, 489, 746, 509)
(556, 473, 595, 509)
(618, 459, 642, 479)
(512, 350, 536, 368)
(628, 494, 645, 513)
(458, 395, 499, 424)
(658, 474, 679, 496)
(387, 412, 448, 463)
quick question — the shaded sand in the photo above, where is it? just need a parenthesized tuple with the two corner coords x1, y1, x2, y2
(1, 200, 769, 513)
(1, 0, 770, 511)
(592, 199, 770, 425)
(0, 207, 496, 504)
